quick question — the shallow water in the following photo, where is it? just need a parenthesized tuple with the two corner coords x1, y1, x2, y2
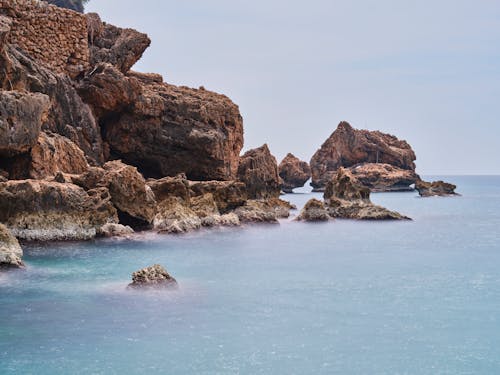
(1, 176, 500, 374)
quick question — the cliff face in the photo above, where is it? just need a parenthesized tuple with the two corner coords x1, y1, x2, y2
(310, 122, 417, 191)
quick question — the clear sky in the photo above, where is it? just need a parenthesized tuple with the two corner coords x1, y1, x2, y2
(87, 0, 500, 175)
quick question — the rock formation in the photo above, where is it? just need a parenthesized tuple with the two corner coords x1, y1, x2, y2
(279, 153, 311, 193)
(310, 122, 417, 191)
(415, 180, 458, 197)
(348, 163, 419, 192)
(237, 144, 281, 199)
(128, 264, 178, 289)
(296, 199, 330, 222)
(323, 168, 410, 220)
(0, 223, 23, 268)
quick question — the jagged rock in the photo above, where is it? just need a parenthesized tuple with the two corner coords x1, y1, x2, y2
(153, 197, 201, 234)
(310, 122, 416, 191)
(190, 193, 241, 227)
(0, 223, 23, 269)
(349, 163, 419, 192)
(189, 180, 247, 213)
(103, 81, 244, 180)
(237, 144, 281, 199)
(87, 16, 151, 73)
(98, 223, 134, 238)
(73, 160, 156, 228)
(415, 180, 458, 197)
(0, 180, 118, 241)
(1, 45, 104, 163)
(297, 199, 330, 222)
(28, 132, 89, 179)
(324, 168, 410, 220)
(0, 16, 11, 51)
(233, 200, 281, 223)
(147, 174, 191, 203)
(0, 90, 50, 157)
(128, 264, 178, 289)
(76, 63, 141, 118)
(279, 153, 311, 193)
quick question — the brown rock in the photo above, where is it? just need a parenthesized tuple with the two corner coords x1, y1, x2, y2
(147, 174, 191, 203)
(0, 180, 118, 241)
(29, 132, 89, 179)
(0, 90, 50, 157)
(103, 82, 244, 180)
(233, 200, 284, 224)
(128, 264, 178, 289)
(189, 180, 247, 213)
(296, 199, 330, 222)
(415, 180, 458, 197)
(98, 223, 134, 238)
(153, 197, 201, 234)
(279, 153, 311, 193)
(324, 168, 410, 220)
(237, 144, 281, 199)
(0, 223, 24, 269)
(310, 122, 416, 191)
(349, 163, 419, 192)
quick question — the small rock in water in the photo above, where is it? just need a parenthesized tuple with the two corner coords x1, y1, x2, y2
(415, 180, 458, 197)
(128, 264, 178, 289)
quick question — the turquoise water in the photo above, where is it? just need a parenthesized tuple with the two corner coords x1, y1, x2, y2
(1, 176, 500, 374)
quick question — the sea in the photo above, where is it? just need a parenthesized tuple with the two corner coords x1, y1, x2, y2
(1, 176, 499, 374)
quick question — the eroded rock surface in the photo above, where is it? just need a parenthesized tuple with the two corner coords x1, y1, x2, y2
(279, 153, 311, 193)
(0, 223, 23, 269)
(415, 180, 458, 197)
(349, 163, 419, 192)
(128, 264, 178, 289)
(296, 199, 330, 222)
(310, 122, 416, 191)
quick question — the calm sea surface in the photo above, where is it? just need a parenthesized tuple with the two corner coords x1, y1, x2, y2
(1, 176, 499, 374)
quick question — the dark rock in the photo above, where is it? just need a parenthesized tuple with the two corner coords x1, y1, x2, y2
(279, 153, 311, 193)
(189, 180, 247, 213)
(147, 174, 191, 203)
(128, 264, 178, 289)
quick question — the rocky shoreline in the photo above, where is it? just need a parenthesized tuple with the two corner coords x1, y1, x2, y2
(0, 1, 457, 269)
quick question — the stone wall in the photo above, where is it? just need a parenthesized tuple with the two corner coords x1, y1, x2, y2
(0, 0, 89, 77)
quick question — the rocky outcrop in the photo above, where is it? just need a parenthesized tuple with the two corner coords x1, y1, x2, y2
(147, 174, 191, 203)
(190, 193, 240, 227)
(415, 180, 458, 197)
(233, 198, 291, 223)
(28, 132, 89, 179)
(189, 180, 247, 213)
(103, 81, 244, 180)
(128, 264, 178, 289)
(349, 163, 419, 192)
(310, 122, 416, 191)
(279, 153, 311, 193)
(98, 223, 134, 238)
(296, 199, 330, 222)
(237, 144, 281, 199)
(0, 180, 117, 241)
(324, 168, 410, 220)
(0, 223, 23, 269)
(0, 91, 50, 157)
(153, 197, 202, 234)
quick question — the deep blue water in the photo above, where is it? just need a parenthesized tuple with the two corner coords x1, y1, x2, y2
(1, 176, 500, 374)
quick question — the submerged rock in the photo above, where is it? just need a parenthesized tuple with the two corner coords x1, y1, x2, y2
(128, 264, 178, 289)
(324, 168, 410, 221)
(279, 153, 311, 193)
(415, 180, 458, 197)
(296, 199, 330, 222)
(310, 122, 416, 191)
(0, 224, 24, 269)
(348, 163, 419, 192)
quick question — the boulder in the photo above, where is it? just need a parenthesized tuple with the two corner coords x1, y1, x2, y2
(324, 168, 410, 220)
(310, 122, 416, 191)
(153, 197, 201, 234)
(0, 223, 23, 269)
(349, 163, 419, 192)
(296, 199, 330, 222)
(415, 180, 458, 197)
(233, 200, 280, 224)
(237, 144, 281, 199)
(279, 153, 311, 193)
(98, 223, 134, 238)
(189, 180, 247, 213)
(0, 91, 50, 157)
(128, 264, 178, 289)
(0, 180, 118, 241)
(190, 193, 241, 227)
(28, 132, 89, 179)
(147, 174, 191, 203)
(102, 81, 244, 180)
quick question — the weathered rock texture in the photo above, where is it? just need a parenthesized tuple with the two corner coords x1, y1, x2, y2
(415, 180, 458, 197)
(296, 199, 330, 222)
(237, 144, 281, 199)
(0, 180, 117, 240)
(0, 0, 89, 77)
(324, 168, 410, 220)
(189, 180, 247, 213)
(310, 122, 417, 191)
(349, 163, 419, 192)
(128, 264, 178, 289)
(279, 153, 311, 193)
(0, 223, 23, 268)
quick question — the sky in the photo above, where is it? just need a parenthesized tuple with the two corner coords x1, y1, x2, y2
(87, 0, 500, 175)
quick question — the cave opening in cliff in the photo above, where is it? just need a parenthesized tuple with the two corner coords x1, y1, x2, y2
(117, 209, 152, 231)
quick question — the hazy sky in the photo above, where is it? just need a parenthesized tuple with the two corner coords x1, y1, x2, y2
(87, 0, 500, 174)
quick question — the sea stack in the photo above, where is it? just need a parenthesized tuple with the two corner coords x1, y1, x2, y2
(279, 153, 311, 193)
